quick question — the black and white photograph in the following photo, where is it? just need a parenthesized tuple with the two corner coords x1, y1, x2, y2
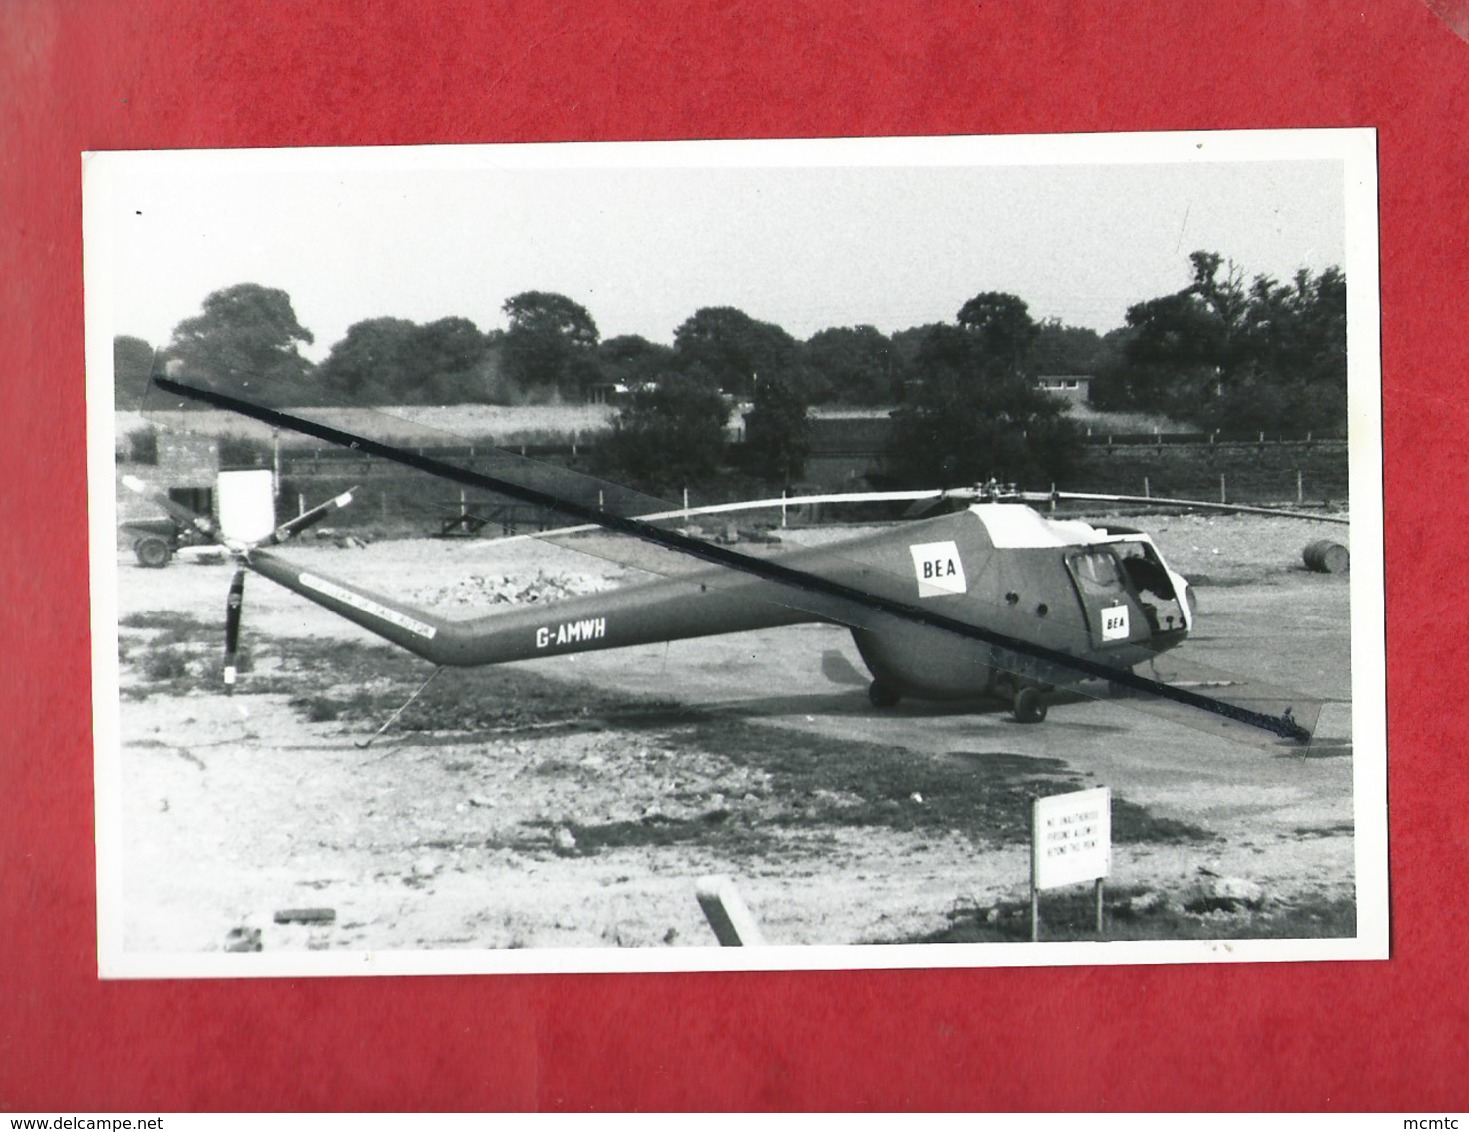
(84, 131, 1385, 977)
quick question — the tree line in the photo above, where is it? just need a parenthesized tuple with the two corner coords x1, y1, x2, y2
(114, 250, 1347, 494)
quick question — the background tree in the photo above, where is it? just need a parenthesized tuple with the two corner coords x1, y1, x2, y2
(956, 291, 1041, 376)
(1030, 319, 1107, 376)
(113, 334, 155, 408)
(1188, 250, 1251, 363)
(889, 322, 946, 396)
(500, 291, 601, 399)
(409, 317, 494, 403)
(1084, 326, 1142, 410)
(597, 334, 677, 389)
(1108, 251, 1347, 435)
(317, 316, 496, 404)
(739, 374, 811, 485)
(164, 283, 316, 403)
(1111, 289, 1225, 414)
(591, 372, 730, 496)
(316, 317, 419, 402)
(885, 302, 1081, 488)
(803, 325, 898, 405)
(1204, 265, 1347, 435)
(672, 307, 824, 400)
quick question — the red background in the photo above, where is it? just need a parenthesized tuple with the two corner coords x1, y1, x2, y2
(3, 0, 1465, 1112)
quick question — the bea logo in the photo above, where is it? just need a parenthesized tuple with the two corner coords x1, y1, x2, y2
(909, 540, 967, 598)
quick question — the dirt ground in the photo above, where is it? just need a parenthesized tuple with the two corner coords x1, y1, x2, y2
(101, 511, 1366, 961)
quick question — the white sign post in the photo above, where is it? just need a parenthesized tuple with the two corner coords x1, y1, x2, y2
(1030, 786, 1112, 941)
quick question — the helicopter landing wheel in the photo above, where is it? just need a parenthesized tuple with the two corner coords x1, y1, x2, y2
(868, 680, 902, 708)
(1012, 686, 1047, 723)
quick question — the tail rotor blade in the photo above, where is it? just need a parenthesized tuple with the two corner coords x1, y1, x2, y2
(265, 488, 357, 545)
(121, 475, 218, 539)
(223, 564, 246, 691)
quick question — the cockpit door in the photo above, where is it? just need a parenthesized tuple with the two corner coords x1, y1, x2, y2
(1065, 547, 1141, 648)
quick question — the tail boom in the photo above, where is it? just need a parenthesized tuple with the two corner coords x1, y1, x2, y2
(245, 549, 818, 667)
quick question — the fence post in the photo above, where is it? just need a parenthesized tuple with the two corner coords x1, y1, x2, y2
(1220, 474, 1227, 504)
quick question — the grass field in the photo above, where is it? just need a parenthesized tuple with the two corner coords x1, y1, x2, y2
(117, 403, 619, 449)
(1065, 404, 1187, 434)
(118, 401, 1183, 448)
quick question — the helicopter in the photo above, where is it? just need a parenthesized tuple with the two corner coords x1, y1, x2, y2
(131, 376, 1330, 740)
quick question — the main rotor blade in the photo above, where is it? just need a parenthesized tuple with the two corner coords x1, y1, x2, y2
(154, 376, 1313, 743)
(473, 488, 943, 546)
(1017, 490, 1350, 525)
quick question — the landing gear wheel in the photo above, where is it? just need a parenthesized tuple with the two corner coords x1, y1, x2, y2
(1013, 686, 1047, 723)
(134, 536, 172, 568)
(868, 680, 902, 708)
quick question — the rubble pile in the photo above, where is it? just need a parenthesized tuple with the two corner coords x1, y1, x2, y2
(412, 569, 621, 608)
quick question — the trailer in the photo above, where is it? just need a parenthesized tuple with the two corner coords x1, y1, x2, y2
(122, 516, 213, 567)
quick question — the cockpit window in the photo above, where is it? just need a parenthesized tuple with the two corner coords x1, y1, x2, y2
(1114, 539, 1189, 634)
(1071, 549, 1126, 597)
(1111, 541, 1176, 599)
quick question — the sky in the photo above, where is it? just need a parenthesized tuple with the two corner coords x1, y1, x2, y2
(83, 132, 1369, 363)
